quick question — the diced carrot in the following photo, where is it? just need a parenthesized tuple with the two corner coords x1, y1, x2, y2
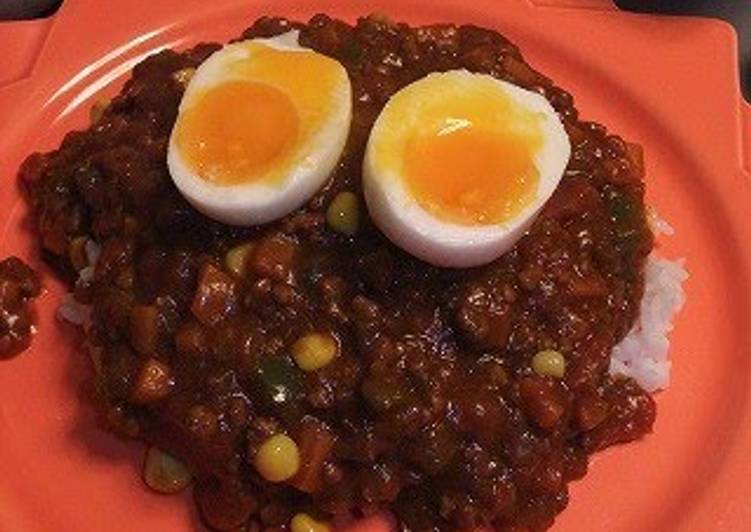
(129, 305, 160, 354)
(130, 357, 175, 404)
(250, 234, 298, 281)
(291, 418, 335, 493)
(191, 263, 239, 326)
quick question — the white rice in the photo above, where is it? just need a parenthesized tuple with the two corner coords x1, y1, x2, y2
(609, 214, 688, 391)
(57, 292, 92, 328)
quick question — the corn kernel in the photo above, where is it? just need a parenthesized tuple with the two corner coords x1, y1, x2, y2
(326, 191, 360, 235)
(143, 447, 192, 494)
(291, 332, 338, 372)
(254, 434, 300, 482)
(531, 349, 566, 378)
(173, 67, 196, 87)
(225, 242, 254, 277)
(291, 513, 332, 532)
(90, 97, 111, 124)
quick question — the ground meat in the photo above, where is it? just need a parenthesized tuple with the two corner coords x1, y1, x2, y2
(0, 257, 42, 359)
(20, 14, 655, 532)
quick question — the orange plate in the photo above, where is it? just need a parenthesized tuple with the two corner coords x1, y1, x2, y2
(1, 0, 750, 531)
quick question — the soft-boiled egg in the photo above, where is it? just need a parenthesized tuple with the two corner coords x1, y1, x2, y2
(363, 70, 570, 268)
(168, 31, 352, 225)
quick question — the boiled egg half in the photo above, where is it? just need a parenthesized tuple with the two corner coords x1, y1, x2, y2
(363, 70, 570, 267)
(168, 31, 352, 225)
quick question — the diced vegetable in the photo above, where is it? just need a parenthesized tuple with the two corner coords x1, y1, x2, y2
(191, 263, 239, 326)
(172, 67, 196, 87)
(609, 195, 631, 224)
(129, 305, 160, 354)
(250, 234, 297, 281)
(291, 332, 338, 372)
(518, 376, 566, 429)
(567, 275, 608, 298)
(291, 513, 332, 532)
(254, 434, 300, 482)
(259, 358, 302, 405)
(532, 349, 566, 378)
(143, 446, 192, 494)
(291, 419, 335, 493)
(224, 242, 254, 278)
(575, 392, 609, 431)
(174, 320, 209, 357)
(90, 97, 111, 124)
(326, 191, 360, 235)
(130, 357, 175, 404)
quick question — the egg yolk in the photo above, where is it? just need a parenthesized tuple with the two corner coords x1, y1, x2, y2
(402, 89, 543, 225)
(174, 39, 346, 186)
(175, 80, 300, 185)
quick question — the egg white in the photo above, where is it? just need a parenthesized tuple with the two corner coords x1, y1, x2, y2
(363, 70, 571, 268)
(167, 31, 352, 226)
